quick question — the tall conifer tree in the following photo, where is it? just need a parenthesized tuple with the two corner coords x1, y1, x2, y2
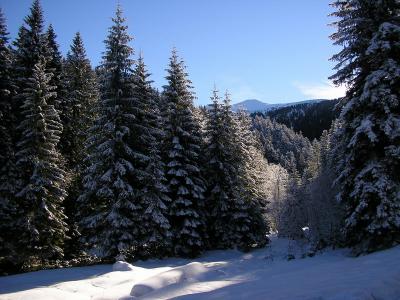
(61, 32, 99, 257)
(12, 0, 49, 194)
(60, 32, 98, 168)
(78, 7, 138, 259)
(130, 54, 171, 258)
(15, 58, 67, 263)
(330, 0, 400, 252)
(162, 49, 206, 257)
(204, 89, 241, 249)
(226, 98, 268, 250)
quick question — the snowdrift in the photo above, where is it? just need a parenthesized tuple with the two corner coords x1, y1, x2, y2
(1, 237, 399, 300)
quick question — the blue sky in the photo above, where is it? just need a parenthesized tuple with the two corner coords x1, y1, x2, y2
(1, 0, 345, 105)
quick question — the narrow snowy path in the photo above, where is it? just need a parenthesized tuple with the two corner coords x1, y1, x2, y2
(1, 237, 399, 300)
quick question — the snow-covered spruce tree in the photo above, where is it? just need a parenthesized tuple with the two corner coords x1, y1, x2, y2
(162, 49, 206, 257)
(78, 7, 140, 259)
(15, 58, 67, 264)
(61, 32, 99, 258)
(330, 0, 400, 253)
(234, 107, 269, 249)
(60, 32, 98, 169)
(129, 54, 171, 258)
(0, 8, 19, 270)
(204, 90, 268, 251)
(203, 88, 238, 249)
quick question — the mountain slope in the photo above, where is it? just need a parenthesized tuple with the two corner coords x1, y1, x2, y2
(256, 99, 340, 140)
(232, 99, 278, 112)
(232, 99, 327, 113)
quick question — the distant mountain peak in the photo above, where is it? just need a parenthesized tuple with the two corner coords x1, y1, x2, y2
(232, 99, 270, 112)
(238, 99, 266, 103)
(232, 98, 328, 113)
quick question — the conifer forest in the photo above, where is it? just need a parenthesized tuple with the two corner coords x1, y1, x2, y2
(0, 1, 399, 299)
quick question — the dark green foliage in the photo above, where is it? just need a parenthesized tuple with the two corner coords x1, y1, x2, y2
(0, 8, 19, 270)
(78, 7, 138, 259)
(15, 58, 67, 263)
(330, 0, 400, 253)
(45, 24, 64, 108)
(204, 89, 239, 249)
(61, 32, 99, 258)
(128, 55, 171, 258)
(204, 91, 269, 251)
(254, 99, 340, 140)
(12, 0, 48, 143)
(162, 49, 207, 258)
(60, 32, 98, 169)
(1, 1, 70, 271)
(13, 0, 47, 92)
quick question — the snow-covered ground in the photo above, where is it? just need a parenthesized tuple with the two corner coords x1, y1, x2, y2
(1, 236, 399, 300)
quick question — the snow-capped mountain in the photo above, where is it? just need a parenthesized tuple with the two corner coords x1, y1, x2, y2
(232, 98, 328, 113)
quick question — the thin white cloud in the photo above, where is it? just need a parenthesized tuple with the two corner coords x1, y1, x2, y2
(294, 81, 346, 99)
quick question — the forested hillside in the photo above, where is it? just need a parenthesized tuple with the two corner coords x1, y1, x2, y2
(253, 99, 340, 140)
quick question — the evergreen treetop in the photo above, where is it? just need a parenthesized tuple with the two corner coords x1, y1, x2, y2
(13, 0, 46, 78)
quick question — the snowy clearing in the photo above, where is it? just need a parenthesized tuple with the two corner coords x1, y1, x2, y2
(1, 236, 400, 300)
